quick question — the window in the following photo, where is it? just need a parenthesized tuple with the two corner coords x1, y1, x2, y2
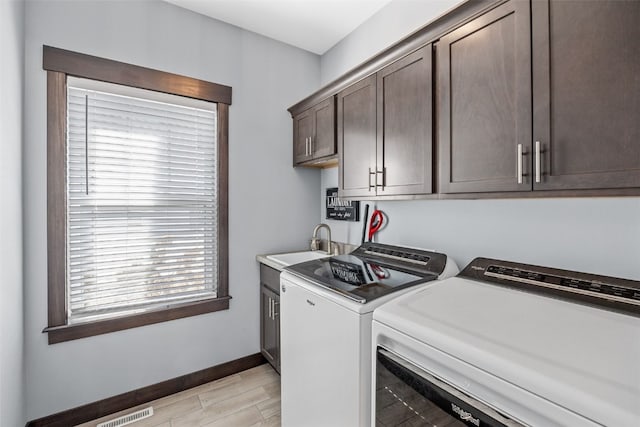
(44, 46, 231, 343)
(67, 78, 219, 323)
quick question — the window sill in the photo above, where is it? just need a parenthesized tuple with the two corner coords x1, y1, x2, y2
(43, 296, 231, 344)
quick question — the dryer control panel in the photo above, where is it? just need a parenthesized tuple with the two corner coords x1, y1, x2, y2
(460, 258, 640, 316)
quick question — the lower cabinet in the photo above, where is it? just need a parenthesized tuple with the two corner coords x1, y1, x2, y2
(260, 264, 280, 373)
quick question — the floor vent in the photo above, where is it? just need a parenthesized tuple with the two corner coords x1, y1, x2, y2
(96, 406, 153, 427)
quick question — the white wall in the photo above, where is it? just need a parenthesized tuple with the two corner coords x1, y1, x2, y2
(321, 0, 459, 84)
(319, 2, 640, 280)
(23, 0, 320, 419)
(0, 0, 25, 425)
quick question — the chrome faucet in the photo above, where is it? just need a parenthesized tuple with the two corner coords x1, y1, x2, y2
(311, 223, 337, 255)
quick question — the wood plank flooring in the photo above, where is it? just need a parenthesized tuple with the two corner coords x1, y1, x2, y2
(76, 363, 280, 427)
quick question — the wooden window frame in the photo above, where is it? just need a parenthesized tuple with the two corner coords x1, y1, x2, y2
(43, 46, 231, 344)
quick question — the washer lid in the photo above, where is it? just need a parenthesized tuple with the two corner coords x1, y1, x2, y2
(284, 243, 452, 304)
(374, 277, 640, 427)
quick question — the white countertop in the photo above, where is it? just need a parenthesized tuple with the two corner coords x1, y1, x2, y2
(256, 242, 358, 271)
(256, 249, 329, 271)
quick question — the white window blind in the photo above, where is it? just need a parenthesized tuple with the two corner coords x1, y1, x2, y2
(66, 77, 218, 324)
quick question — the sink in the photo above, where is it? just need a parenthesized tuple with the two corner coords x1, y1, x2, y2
(266, 250, 331, 267)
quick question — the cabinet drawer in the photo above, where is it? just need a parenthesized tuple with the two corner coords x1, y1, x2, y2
(260, 263, 281, 294)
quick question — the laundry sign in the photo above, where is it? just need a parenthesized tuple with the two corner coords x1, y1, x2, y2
(326, 187, 360, 221)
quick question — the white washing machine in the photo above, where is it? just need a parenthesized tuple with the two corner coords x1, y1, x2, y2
(372, 257, 640, 426)
(279, 243, 458, 427)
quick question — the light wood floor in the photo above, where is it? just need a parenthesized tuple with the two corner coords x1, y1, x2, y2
(77, 363, 281, 427)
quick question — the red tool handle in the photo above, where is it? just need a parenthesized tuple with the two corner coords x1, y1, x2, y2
(368, 210, 384, 242)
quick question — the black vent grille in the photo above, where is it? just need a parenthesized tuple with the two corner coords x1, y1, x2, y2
(363, 245, 430, 264)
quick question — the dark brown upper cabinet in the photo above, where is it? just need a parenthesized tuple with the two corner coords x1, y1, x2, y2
(338, 75, 377, 198)
(438, 0, 532, 194)
(291, 0, 640, 199)
(532, 0, 640, 191)
(293, 109, 313, 164)
(339, 45, 433, 198)
(376, 46, 433, 197)
(293, 97, 336, 166)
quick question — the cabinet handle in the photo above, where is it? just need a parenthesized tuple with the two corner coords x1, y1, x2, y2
(273, 301, 279, 318)
(268, 297, 272, 319)
(305, 137, 309, 156)
(309, 136, 313, 155)
(535, 140, 541, 183)
(376, 168, 385, 189)
(517, 144, 524, 184)
(368, 168, 376, 191)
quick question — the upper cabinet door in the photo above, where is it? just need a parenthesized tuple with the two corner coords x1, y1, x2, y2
(532, 0, 640, 190)
(312, 97, 336, 160)
(377, 45, 433, 196)
(438, 0, 532, 194)
(338, 75, 377, 198)
(293, 109, 313, 165)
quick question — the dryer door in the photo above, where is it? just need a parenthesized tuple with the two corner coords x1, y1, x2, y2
(375, 348, 525, 427)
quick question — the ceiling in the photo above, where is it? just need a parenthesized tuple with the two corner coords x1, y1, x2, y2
(164, 0, 395, 55)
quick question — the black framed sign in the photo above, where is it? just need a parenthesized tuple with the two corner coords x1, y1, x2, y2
(326, 187, 360, 221)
